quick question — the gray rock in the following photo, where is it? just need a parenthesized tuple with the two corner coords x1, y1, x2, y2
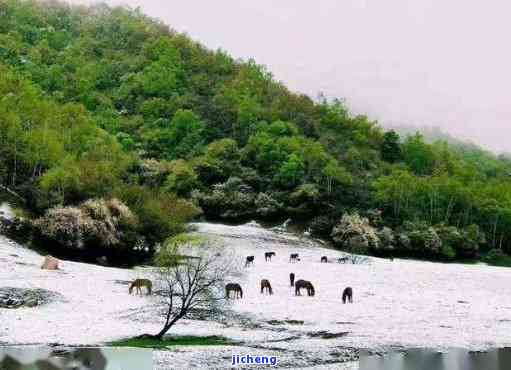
(0, 287, 64, 309)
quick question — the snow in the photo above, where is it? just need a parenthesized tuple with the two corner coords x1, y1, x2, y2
(1, 222, 511, 367)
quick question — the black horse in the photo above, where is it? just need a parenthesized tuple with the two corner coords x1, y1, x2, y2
(289, 273, 295, 287)
(260, 279, 273, 295)
(337, 257, 349, 264)
(265, 252, 276, 261)
(226, 283, 243, 299)
(289, 253, 300, 263)
(342, 287, 353, 304)
(245, 256, 255, 267)
(321, 256, 328, 263)
(295, 279, 315, 296)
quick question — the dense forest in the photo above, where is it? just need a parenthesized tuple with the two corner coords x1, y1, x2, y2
(1, 0, 511, 265)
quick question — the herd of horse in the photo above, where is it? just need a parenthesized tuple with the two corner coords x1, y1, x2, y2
(227, 252, 354, 303)
(127, 251, 355, 303)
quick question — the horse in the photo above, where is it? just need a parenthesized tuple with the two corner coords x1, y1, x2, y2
(342, 287, 353, 303)
(337, 257, 349, 264)
(290, 273, 295, 287)
(245, 256, 255, 267)
(129, 279, 152, 295)
(289, 253, 300, 263)
(265, 252, 276, 261)
(226, 283, 243, 299)
(321, 256, 328, 263)
(260, 279, 273, 295)
(295, 279, 315, 296)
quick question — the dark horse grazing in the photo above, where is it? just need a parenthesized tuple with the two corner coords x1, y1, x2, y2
(245, 256, 255, 267)
(265, 252, 276, 261)
(260, 279, 273, 295)
(295, 279, 315, 296)
(337, 257, 349, 264)
(342, 287, 353, 303)
(289, 253, 300, 263)
(290, 273, 295, 287)
(226, 283, 243, 299)
(321, 256, 328, 263)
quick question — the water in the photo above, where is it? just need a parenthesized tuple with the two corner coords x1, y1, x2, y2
(360, 348, 511, 370)
(0, 346, 153, 370)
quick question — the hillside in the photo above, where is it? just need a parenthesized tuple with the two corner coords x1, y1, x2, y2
(1, 0, 511, 263)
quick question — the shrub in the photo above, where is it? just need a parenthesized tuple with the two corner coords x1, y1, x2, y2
(309, 215, 335, 237)
(164, 159, 199, 197)
(484, 248, 511, 267)
(400, 221, 442, 258)
(331, 213, 379, 253)
(117, 186, 201, 245)
(34, 198, 137, 250)
(375, 227, 396, 254)
(193, 177, 255, 220)
(254, 193, 282, 218)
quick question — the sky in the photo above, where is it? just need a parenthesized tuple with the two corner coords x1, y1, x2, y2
(71, 0, 511, 153)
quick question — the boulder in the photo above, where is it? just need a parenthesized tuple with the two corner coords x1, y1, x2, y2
(41, 255, 60, 270)
(0, 287, 63, 309)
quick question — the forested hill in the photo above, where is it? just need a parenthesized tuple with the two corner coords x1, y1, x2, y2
(1, 0, 511, 265)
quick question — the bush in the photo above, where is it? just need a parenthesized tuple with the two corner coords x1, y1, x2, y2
(254, 192, 282, 219)
(484, 249, 511, 267)
(331, 213, 379, 253)
(375, 227, 395, 254)
(285, 183, 320, 216)
(116, 186, 201, 245)
(309, 215, 335, 237)
(164, 160, 199, 197)
(34, 198, 137, 251)
(399, 221, 442, 258)
(440, 244, 456, 260)
(193, 177, 255, 220)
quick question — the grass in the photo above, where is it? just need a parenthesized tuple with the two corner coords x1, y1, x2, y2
(109, 335, 234, 349)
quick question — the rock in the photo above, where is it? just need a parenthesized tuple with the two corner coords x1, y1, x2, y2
(0, 287, 64, 309)
(307, 330, 350, 339)
(41, 255, 60, 270)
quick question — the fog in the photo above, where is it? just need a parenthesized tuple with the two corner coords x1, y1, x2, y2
(71, 0, 511, 153)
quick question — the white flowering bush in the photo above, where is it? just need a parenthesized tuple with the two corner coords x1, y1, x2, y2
(331, 213, 380, 253)
(34, 198, 137, 250)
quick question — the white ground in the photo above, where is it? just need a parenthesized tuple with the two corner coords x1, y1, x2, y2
(1, 221, 511, 368)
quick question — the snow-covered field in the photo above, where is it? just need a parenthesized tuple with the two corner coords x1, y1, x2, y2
(1, 221, 511, 368)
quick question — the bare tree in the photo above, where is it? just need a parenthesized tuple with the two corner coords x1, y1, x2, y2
(140, 235, 238, 340)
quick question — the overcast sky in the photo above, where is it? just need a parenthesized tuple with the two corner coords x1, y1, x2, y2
(71, 0, 511, 153)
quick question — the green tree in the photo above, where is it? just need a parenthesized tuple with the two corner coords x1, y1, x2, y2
(381, 130, 402, 163)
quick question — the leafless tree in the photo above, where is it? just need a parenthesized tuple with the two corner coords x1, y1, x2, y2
(140, 238, 239, 340)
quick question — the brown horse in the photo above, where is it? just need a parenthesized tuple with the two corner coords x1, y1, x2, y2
(265, 252, 276, 261)
(226, 283, 243, 299)
(290, 273, 295, 287)
(342, 287, 353, 303)
(321, 256, 328, 263)
(295, 279, 315, 296)
(129, 279, 152, 295)
(289, 253, 300, 263)
(260, 279, 273, 295)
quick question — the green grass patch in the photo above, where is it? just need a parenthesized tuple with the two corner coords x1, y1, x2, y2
(109, 335, 233, 349)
